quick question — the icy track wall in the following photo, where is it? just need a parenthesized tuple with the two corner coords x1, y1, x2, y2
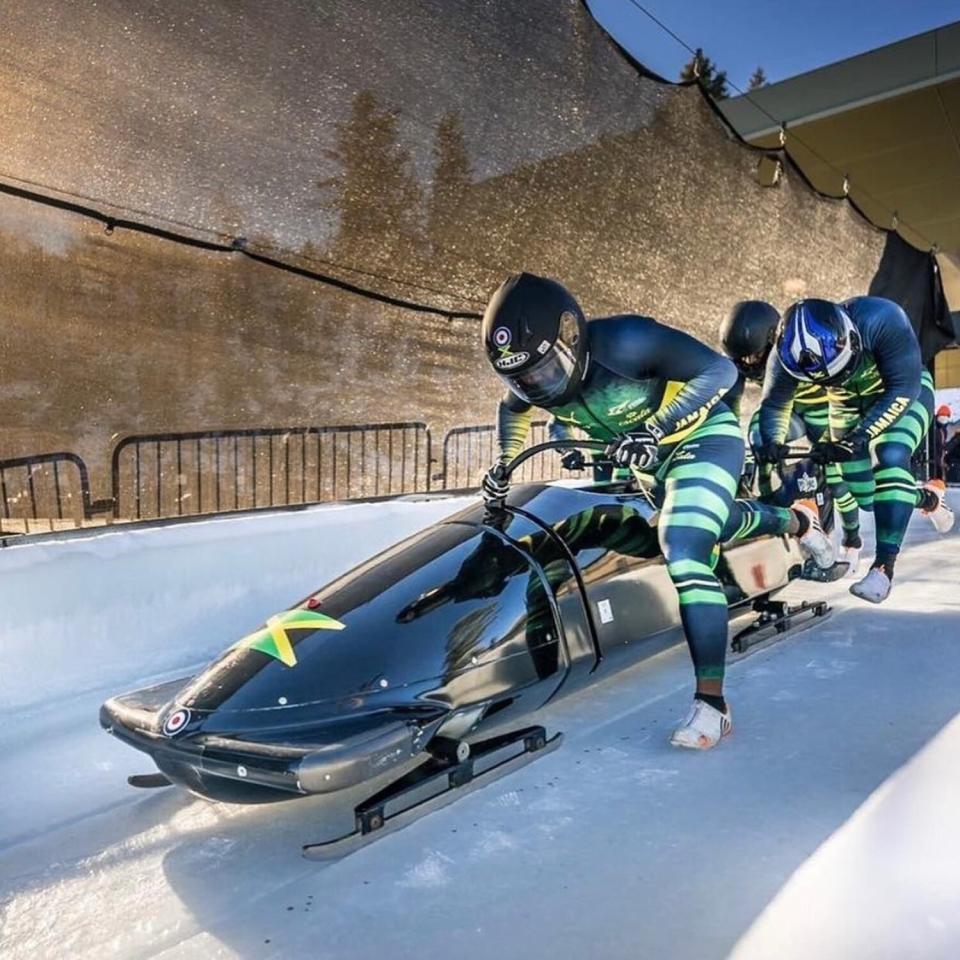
(0, 0, 907, 481)
(0, 496, 470, 715)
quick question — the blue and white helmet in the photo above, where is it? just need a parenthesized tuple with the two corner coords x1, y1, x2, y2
(776, 299, 862, 384)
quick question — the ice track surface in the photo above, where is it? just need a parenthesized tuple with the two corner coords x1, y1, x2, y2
(1, 493, 959, 960)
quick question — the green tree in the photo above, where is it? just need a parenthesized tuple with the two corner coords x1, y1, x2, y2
(679, 48, 729, 100)
(748, 66, 767, 90)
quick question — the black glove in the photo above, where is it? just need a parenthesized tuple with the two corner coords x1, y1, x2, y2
(481, 463, 510, 504)
(809, 437, 865, 464)
(606, 427, 659, 471)
(754, 440, 791, 464)
(560, 448, 586, 471)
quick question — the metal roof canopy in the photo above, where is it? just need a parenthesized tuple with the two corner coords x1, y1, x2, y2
(721, 21, 960, 270)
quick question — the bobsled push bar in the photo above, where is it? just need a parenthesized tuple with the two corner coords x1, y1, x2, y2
(500, 439, 609, 479)
(731, 597, 830, 654)
(303, 725, 561, 859)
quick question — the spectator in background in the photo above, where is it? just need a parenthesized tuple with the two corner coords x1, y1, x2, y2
(935, 405, 953, 479)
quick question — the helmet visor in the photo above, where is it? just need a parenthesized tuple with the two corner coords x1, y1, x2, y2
(782, 343, 856, 385)
(734, 348, 770, 383)
(502, 339, 579, 405)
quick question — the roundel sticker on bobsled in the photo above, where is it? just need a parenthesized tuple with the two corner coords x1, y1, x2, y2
(162, 707, 191, 737)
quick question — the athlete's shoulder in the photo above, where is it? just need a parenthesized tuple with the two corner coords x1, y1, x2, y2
(842, 296, 911, 335)
(587, 314, 660, 363)
(587, 313, 658, 340)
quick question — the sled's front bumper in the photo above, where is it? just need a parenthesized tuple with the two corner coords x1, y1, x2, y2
(100, 683, 430, 804)
(100, 694, 308, 802)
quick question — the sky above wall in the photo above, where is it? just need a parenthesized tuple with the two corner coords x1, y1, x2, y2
(588, 0, 960, 91)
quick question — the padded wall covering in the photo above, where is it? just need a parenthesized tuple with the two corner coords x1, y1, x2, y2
(0, 0, 891, 476)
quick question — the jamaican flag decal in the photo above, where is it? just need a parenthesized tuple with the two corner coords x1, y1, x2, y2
(235, 608, 345, 668)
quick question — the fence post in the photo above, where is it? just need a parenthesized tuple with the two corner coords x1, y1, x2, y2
(425, 427, 433, 492)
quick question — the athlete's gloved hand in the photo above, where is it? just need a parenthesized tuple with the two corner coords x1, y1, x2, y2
(754, 440, 791, 464)
(809, 436, 866, 464)
(606, 427, 659, 471)
(481, 463, 510, 505)
(559, 448, 586, 471)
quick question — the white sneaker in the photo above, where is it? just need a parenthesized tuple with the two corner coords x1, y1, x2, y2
(838, 542, 861, 577)
(921, 479, 955, 535)
(670, 699, 733, 750)
(850, 566, 891, 604)
(794, 500, 835, 569)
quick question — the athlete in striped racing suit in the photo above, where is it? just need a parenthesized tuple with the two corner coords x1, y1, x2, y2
(719, 300, 862, 570)
(757, 297, 954, 604)
(480, 273, 835, 750)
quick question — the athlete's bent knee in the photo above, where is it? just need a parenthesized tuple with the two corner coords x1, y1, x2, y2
(874, 441, 913, 471)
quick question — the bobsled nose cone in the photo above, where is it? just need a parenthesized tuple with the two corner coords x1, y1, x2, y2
(99, 700, 115, 731)
(100, 694, 157, 734)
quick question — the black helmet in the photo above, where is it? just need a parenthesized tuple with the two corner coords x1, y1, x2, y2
(481, 273, 588, 406)
(719, 300, 780, 382)
(776, 299, 862, 385)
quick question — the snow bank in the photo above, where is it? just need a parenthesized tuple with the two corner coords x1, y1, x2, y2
(730, 711, 960, 960)
(1, 495, 958, 959)
(0, 496, 471, 714)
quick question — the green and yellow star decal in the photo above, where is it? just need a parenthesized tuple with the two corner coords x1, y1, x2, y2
(234, 608, 345, 668)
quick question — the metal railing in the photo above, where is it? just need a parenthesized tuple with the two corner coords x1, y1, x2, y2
(0, 419, 582, 534)
(110, 423, 431, 520)
(3, 413, 953, 537)
(0, 452, 104, 534)
(440, 420, 575, 488)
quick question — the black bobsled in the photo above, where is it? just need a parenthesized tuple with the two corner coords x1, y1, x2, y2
(100, 440, 822, 852)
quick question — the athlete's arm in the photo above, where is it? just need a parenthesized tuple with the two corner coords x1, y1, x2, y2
(724, 374, 745, 420)
(598, 317, 738, 438)
(548, 418, 576, 442)
(646, 328, 737, 438)
(848, 303, 922, 444)
(497, 391, 533, 463)
(757, 350, 798, 445)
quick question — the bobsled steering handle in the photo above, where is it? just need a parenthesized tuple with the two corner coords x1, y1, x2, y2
(501, 439, 610, 481)
(772, 450, 827, 489)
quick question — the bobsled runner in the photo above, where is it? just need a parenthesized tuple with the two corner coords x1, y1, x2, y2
(100, 440, 830, 856)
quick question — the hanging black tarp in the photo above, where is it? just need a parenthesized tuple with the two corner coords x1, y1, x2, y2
(868, 232, 954, 363)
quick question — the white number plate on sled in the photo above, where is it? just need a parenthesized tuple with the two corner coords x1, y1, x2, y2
(597, 599, 614, 624)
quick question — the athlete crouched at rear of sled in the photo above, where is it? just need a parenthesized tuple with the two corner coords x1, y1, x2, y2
(757, 296, 954, 605)
(479, 273, 836, 750)
(720, 300, 863, 571)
